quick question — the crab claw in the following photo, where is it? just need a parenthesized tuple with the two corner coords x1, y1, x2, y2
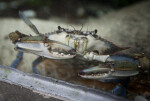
(15, 40, 76, 59)
(79, 66, 111, 79)
(79, 65, 139, 80)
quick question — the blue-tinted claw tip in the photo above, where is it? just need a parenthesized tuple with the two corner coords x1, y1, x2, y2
(78, 71, 85, 76)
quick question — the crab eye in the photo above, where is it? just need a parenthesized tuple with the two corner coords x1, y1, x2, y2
(58, 26, 61, 30)
(95, 29, 97, 34)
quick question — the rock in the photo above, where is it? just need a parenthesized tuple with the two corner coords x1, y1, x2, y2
(87, 1, 150, 56)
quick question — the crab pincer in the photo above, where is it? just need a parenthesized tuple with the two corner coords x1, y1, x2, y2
(9, 32, 76, 59)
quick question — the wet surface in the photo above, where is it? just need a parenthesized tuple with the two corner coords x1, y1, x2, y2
(37, 59, 115, 90)
(36, 59, 150, 100)
(0, 66, 127, 101)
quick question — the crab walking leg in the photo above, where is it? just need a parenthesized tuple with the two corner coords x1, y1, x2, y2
(11, 52, 24, 68)
(108, 77, 130, 97)
(100, 76, 130, 97)
(32, 57, 43, 74)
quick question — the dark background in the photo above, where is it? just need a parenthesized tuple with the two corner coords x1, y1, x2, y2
(0, 0, 144, 20)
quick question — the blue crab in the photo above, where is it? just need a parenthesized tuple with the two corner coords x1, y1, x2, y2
(9, 11, 145, 78)
(9, 11, 149, 97)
